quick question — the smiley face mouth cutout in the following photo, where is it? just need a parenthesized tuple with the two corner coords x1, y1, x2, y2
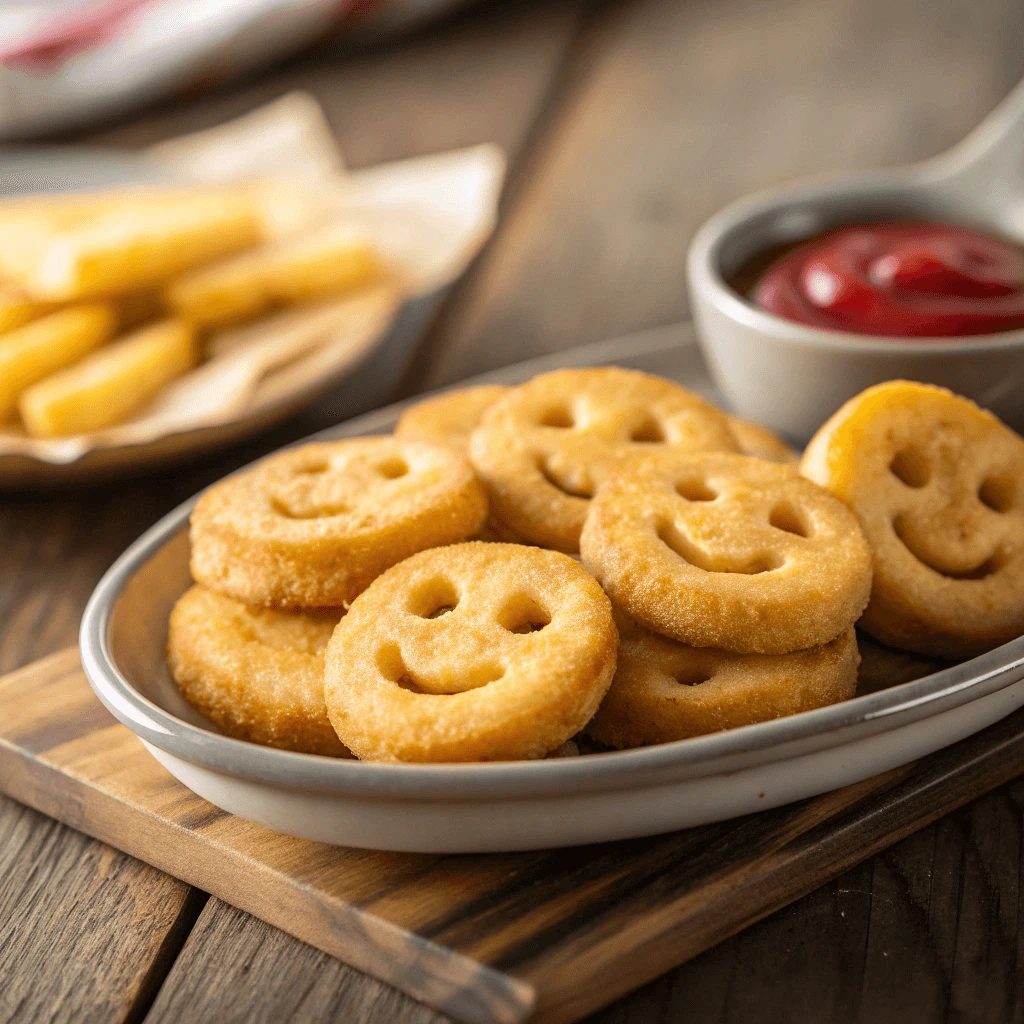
(629, 416, 667, 444)
(376, 641, 505, 694)
(893, 514, 1005, 580)
(657, 519, 782, 575)
(271, 496, 350, 519)
(537, 456, 594, 499)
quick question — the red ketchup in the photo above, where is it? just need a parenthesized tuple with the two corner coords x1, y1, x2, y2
(755, 223, 1024, 337)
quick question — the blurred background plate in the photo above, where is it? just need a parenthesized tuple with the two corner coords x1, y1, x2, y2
(0, 147, 456, 487)
(0, 146, 164, 193)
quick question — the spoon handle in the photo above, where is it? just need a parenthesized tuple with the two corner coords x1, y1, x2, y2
(926, 78, 1024, 199)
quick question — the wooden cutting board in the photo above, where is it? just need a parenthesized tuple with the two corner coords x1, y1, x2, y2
(3, 646, 1024, 1024)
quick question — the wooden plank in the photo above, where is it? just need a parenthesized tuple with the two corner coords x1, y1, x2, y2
(580, 781, 1024, 1023)
(3, 649, 1024, 1024)
(421, 0, 1024, 386)
(0, 476, 215, 674)
(0, 792, 202, 1024)
(145, 899, 451, 1024)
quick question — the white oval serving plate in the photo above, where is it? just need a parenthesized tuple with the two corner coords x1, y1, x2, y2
(79, 322, 1024, 852)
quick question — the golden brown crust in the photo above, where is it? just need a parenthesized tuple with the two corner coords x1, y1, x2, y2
(580, 451, 872, 654)
(190, 436, 488, 608)
(727, 416, 799, 464)
(801, 380, 1024, 658)
(469, 367, 739, 553)
(323, 542, 617, 762)
(395, 385, 509, 452)
(587, 618, 859, 748)
(167, 585, 349, 756)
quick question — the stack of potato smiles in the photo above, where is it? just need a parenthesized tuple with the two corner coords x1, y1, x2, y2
(167, 367, 1024, 762)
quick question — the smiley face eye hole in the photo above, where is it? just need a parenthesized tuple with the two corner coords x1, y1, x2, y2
(539, 406, 574, 428)
(769, 501, 810, 538)
(497, 594, 552, 634)
(979, 475, 1015, 513)
(409, 578, 459, 619)
(674, 668, 713, 687)
(377, 456, 409, 480)
(376, 641, 406, 681)
(630, 417, 666, 443)
(889, 447, 930, 488)
(426, 605, 456, 619)
(676, 478, 717, 502)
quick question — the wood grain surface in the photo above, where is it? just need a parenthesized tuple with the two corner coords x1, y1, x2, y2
(0, 794, 204, 1024)
(3, 648, 1024, 1024)
(145, 899, 447, 1024)
(2, 1, 1024, 1022)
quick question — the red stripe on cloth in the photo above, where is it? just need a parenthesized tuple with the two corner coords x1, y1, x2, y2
(0, 0, 153, 70)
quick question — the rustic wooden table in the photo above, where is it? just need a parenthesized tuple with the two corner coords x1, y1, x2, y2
(3, 1, 1024, 1021)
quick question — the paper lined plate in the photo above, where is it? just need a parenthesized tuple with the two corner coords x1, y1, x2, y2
(0, 94, 505, 487)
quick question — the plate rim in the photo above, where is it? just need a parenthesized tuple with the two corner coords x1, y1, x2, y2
(79, 322, 1024, 800)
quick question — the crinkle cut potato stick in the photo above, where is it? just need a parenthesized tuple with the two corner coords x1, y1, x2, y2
(0, 304, 115, 419)
(0, 187, 263, 301)
(165, 221, 380, 329)
(0, 287, 161, 339)
(19, 318, 197, 438)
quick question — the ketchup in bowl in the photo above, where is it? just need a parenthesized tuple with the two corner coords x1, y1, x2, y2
(755, 223, 1024, 337)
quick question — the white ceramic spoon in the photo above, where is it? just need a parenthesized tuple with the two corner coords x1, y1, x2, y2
(687, 79, 1024, 441)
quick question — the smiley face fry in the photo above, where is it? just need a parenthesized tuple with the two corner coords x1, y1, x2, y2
(802, 380, 1024, 658)
(395, 384, 509, 453)
(581, 451, 871, 654)
(587, 616, 859, 748)
(323, 542, 617, 762)
(168, 585, 349, 756)
(469, 367, 739, 553)
(190, 437, 488, 609)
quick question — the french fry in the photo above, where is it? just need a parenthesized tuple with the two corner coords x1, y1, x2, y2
(19, 318, 197, 438)
(165, 222, 380, 329)
(0, 189, 264, 301)
(255, 180, 330, 239)
(0, 284, 56, 334)
(0, 304, 115, 419)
